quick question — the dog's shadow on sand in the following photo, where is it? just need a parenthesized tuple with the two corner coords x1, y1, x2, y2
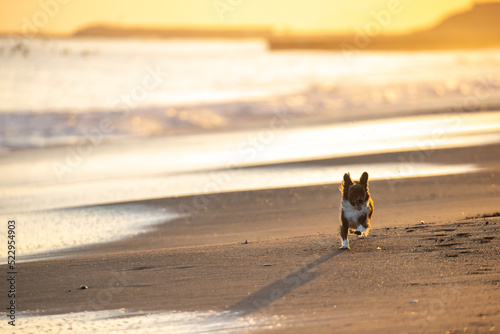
(227, 249, 343, 316)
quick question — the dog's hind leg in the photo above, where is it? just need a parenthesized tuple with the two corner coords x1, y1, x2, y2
(364, 220, 372, 236)
(365, 200, 374, 236)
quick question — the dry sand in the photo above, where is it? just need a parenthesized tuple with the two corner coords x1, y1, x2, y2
(1, 143, 500, 333)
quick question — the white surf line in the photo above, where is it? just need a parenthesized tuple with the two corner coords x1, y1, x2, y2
(0, 204, 180, 263)
(4, 310, 282, 334)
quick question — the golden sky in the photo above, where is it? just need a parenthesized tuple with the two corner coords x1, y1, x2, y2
(0, 0, 497, 35)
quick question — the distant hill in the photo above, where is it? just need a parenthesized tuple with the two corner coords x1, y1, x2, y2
(73, 25, 273, 39)
(269, 3, 500, 50)
(407, 2, 500, 48)
(71, 4, 500, 51)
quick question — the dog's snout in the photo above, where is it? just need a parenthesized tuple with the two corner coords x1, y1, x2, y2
(356, 199, 363, 204)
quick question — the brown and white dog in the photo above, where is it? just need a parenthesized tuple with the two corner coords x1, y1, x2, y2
(339, 172, 374, 249)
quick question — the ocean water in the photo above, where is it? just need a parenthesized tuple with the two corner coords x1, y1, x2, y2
(1, 37, 500, 150)
(3, 38, 499, 114)
(4, 204, 179, 262)
(1, 37, 500, 261)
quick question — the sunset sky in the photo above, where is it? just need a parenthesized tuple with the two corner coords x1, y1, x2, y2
(0, 0, 498, 35)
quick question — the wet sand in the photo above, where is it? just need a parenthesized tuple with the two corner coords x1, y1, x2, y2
(2, 143, 500, 333)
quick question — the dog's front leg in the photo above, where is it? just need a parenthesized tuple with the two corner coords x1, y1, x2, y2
(340, 212, 350, 249)
(354, 214, 369, 237)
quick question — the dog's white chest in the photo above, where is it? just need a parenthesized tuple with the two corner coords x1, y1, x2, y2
(342, 200, 367, 226)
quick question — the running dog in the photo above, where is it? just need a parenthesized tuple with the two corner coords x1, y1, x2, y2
(339, 172, 374, 249)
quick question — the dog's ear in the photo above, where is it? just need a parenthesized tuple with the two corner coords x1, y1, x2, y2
(342, 173, 353, 200)
(343, 173, 353, 186)
(360, 172, 369, 186)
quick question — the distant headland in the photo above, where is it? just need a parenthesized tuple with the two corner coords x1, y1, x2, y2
(267, 3, 500, 51)
(19, 3, 500, 51)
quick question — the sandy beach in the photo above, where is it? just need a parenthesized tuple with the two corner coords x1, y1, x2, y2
(2, 34, 500, 334)
(3, 1, 500, 332)
(2, 141, 499, 333)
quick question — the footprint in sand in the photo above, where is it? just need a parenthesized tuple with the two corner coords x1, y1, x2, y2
(436, 242, 460, 247)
